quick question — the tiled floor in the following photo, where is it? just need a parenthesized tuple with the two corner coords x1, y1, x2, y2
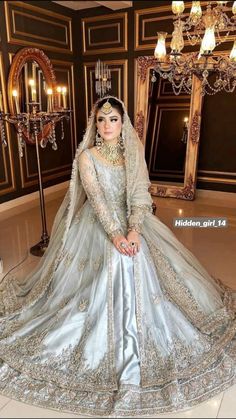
(0, 190, 236, 418)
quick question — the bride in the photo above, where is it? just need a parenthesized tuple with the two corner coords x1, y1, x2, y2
(0, 96, 235, 418)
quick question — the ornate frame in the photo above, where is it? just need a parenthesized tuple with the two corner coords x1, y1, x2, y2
(7, 47, 58, 144)
(135, 56, 203, 200)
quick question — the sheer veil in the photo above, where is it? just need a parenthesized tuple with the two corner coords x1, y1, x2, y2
(0, 96, 152, 316)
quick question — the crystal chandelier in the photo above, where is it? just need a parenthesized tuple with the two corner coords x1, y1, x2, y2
(95, 59, 112, 98)
(153, 1, 236, 95)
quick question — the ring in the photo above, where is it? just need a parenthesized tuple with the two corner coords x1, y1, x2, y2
(120, 242, 127, 248)
(130, 242, 137, 247)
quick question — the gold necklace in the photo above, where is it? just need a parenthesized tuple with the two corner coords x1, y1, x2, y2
(97, 142, 124, 165)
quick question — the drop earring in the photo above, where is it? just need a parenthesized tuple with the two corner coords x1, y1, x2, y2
(118, 132, 125, 154)
(95, 131, 103, 149)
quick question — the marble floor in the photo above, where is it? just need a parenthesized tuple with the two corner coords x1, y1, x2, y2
(0, 190, 235, 418)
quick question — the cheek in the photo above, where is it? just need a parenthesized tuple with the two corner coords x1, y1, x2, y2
(115, 121, 122, 132)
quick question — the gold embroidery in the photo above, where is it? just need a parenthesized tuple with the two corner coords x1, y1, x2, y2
(93, 256, 103, 271)
(78, 299, 89, 312)
(78, 258, 89, 272)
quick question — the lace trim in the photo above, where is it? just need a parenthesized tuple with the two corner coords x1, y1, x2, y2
(0, 352, 235, 417)
(128, 205, 152, 233)
(78, 151, 123, 239)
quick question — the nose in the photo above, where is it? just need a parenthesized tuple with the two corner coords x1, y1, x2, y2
(104, 120, 111, 129)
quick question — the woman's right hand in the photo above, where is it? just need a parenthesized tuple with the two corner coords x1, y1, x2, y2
(112, 234, 132, 256)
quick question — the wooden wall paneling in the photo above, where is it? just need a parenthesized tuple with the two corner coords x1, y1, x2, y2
(0, 52, 15, 196)
(5, 1, 73, 53)
(82, 12, 128, 55)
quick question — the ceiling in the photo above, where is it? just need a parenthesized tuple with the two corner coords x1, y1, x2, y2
(53, 1, 133, 10)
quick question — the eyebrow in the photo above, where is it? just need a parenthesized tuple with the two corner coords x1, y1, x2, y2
(97, 114, 119, 119)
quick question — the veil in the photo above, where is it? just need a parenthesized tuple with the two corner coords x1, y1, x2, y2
(0, 96, 152, 316)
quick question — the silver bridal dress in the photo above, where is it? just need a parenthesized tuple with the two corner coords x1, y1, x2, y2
(0, 98, 236, 417)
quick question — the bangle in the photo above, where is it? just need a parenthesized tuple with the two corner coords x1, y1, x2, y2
(127, 226, 141, 234)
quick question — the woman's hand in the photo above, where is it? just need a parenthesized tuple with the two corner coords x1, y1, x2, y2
(127, 230, 141, 256)
(112, 234, 133, 256)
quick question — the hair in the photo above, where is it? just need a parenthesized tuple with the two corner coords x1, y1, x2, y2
(95, 97, 124, 121)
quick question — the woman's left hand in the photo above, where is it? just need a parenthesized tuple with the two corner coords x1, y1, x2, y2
(127, 230, 141, 256)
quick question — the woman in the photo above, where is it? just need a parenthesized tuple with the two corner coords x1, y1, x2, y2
(0, 96, 235, 417)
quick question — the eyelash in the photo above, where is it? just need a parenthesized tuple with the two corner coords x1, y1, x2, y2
(98, 118, 118, 122)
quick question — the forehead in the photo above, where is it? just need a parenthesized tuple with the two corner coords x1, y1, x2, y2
(96, 107, 121, 118)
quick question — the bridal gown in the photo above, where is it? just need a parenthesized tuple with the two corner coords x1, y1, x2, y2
(0, 149, 235, 417)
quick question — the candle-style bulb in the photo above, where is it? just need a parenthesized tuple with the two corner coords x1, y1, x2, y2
(201, 27, 216, 53)
(230, 40, 236, 61)
(0, 90, 3, 112)
(61, 86, 67, 109)
(47, 88, 53, 112)
(233, 1, 236, 14)
(172, 1, 185, 15)
(12, 90, 20, 114)
(190, 1, 202, 24)
(154, 32, 167, 61)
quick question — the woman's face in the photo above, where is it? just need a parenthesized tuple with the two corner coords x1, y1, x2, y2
(96, 107, 122, 142)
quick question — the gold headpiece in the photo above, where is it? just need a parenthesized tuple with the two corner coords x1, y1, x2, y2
(100, 99, 112, 115)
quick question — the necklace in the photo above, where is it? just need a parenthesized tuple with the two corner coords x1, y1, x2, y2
(97, 142, 124, 165)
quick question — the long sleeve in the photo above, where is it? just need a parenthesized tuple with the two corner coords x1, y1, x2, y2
(78, 151, 123, 240)
(128, 141, 153, 234)
(128, 204, 152, 234)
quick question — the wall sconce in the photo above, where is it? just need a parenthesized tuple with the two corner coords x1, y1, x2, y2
(180, 116, 189, 144)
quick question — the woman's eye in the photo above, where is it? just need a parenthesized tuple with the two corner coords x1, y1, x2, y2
(97, 118, 103, 122)
(111, 119, 118, 122)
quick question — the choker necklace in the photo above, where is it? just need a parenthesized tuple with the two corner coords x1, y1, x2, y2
(97, 142, 124, 165)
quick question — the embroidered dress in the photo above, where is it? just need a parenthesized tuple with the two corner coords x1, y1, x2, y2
(0, 97, 236, 417)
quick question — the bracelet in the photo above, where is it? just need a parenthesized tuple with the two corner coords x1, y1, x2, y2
(108, 229, 123, 240)
(127, 226, 141, 234)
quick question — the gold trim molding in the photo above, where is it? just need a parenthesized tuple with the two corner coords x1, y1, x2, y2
(82, 12, 128, 55)
(135, 55, 203, 200)
(0, 53, 15, 196)
(4, 1, 73, 53)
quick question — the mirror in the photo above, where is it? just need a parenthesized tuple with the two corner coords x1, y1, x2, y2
(135, 56, 203, 200)
(7, 47, 58, 144)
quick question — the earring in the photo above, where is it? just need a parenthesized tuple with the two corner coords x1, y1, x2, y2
(118, 132, 125, 153)
(95, 131, 103, 149)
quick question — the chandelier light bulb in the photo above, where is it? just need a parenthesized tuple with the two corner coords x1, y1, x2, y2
(230, 40, 236, 61)
(232, 1, 236, 14)
(190, 1, 202, 23)
(172, 1, 185, 15)
(154, 32, 167, 61)
(201, 27, 216, 53)
(152, 0, 236, 95)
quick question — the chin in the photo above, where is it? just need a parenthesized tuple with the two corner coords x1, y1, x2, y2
(103, 135, 115, 141)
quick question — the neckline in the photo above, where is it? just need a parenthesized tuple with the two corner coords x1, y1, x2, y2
(87, 149, 125, 169)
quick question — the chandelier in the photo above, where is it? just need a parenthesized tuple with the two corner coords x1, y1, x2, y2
(95, 59, 112, 98)
(153, 1, 236, 95)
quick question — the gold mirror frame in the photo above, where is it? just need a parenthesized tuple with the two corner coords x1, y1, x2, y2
(135, 56, 203, 200)
(7, 47, 58, 145)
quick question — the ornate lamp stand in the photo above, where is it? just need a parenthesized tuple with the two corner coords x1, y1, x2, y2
(0, 106, 72, 256)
